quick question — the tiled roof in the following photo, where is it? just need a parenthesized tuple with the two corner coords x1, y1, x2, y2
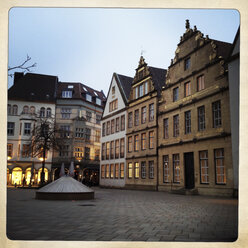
(212, 39, 232, 60)
(148, 66, 167, 95)
(8, 73, 58, 103)
(116, 73, 133, 102)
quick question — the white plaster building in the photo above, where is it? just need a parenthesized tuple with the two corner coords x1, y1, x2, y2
(7, 73, 58, 186)
(100, 73, 132, 188)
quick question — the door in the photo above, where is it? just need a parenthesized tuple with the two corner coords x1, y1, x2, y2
(184, 152, 195, 189)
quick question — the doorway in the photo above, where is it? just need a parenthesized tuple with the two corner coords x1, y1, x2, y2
(184, 152, 195, 189)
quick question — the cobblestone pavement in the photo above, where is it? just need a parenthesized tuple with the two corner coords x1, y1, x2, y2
(7, 187, 238, 242)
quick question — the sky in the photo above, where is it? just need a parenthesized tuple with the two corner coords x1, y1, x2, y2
(8, 8, 240, 95)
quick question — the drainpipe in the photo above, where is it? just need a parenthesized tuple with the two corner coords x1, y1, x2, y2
(156, 96, 159, 191)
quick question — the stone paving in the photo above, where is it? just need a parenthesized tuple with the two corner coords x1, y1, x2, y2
(7, 187, 238, 242)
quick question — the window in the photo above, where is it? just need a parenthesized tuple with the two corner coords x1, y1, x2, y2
(199, 151, 209, 184)
(110, 164, 114, 178)
(105, 164, 109, 178)
(134, 109, 139, 126)
(110, 141, 114, 159)
(197, 75, 205, 91)
(139, 84, 144, 97)
(184, 82, 191, 97)
(40, 107, 45, 117)
(111, 119, 115, 134)
(134, 162, 139, 178)
(96, 98, 101, 105)
(106, 121, 110, 135)
(59, 145, 69, 157)
(144, 81, 148, 95)
(61, 108, 71, 119)
(24, 123, 31, 135)
(30, 106, 35, 115)
(101, 165, 105, 178)
(215, 149, 226, 184)
(128, 112, 133, 128)
(173, 154, 180, 183)
(198, 106, 205, 131)
(149, 103, 154, 122)
(184, 57, 191, 70)
(213, 100, 221, 128)
(116, 117, 120, 132)
(163, 118, 169, 139)
(134, 135, 139, 152)
(7, 144, 13, 157)
(62, 91, 72, 98)
(23, 106, 29, 114)
(135, 87, 139, 99)
(95, 130, 100, 142)
(86, 94, 92, 102)
(85, 147, 90, 160)
(163, 155, 169, 183)
(106, 142, 110, 160)
(173, 87, 179, 102)
(7, 122, 15, 135)
(121, 115, 125, 131)
(120, 163, 124, 179)
(96, 115, 101, 124)
(115, 163, 119, 178)
(8, 104, 11, 115)
(141, 133, 146, 150)
(115, 139, 119, 158)
(102, 123, 106, 137)
(149, 161, 154, 179)
(109, 99, 118, 112)
(128, 163, 133, 178)
(128, 136, 132, 152)
(22, 144, 30, 158)
(12, 105, 18, 115)
(46, 108, 51, 117)
(141, 106, 146, 124)
(185, 111, 191, 134)
(120, 138, 125, 158)
(141, 162, 146, 179)
(86, 111, 92, 122)
(173, 115, 179, 137)
(75, 128, 84, 138)
(112, 86, 115, 95)
(74, 147, 83, 158)
(149, 131, 154, 149)
(85, 128, 91, 141)
(102, 143, 106, 160)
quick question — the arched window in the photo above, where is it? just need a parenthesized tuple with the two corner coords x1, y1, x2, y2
(30, 106, 35, 115)
(46, 108, 51, 117)
(38, 168, 48, 183)
(11, 167, 23, 186)
(23, 106, 29, 114)
(12, 105, 18, 115)
(8, 104, 11, 115)
(40, 107, 45, 117)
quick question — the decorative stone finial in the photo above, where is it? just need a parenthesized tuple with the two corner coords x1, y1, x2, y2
(194, 25, 197, 31)
(185, 19, 190, 29)
(206, 35, 209, 40)
(171, 59, 173, 65)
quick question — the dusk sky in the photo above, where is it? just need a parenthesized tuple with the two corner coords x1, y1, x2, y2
(8, 8, 240, 95)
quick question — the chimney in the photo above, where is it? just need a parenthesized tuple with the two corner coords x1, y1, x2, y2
(14, 72, 24, 84)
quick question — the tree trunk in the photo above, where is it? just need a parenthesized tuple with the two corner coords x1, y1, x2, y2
(41, 149, 46, 186)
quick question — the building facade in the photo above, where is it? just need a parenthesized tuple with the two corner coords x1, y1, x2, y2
(52, 82, 106, 184)
(100, 73, 132, 188)
(125, 56, 166, 190)
(7, 73, 58, 186)
(158, 20, 234, 196)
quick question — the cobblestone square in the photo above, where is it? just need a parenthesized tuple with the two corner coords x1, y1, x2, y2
(7, 187, 238, 242)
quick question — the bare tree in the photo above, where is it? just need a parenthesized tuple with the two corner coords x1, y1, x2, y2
(29, 114, 63, 186)
(8, 55, 37, 78)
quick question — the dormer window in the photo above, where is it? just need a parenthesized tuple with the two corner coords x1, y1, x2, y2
(62, 91, 72, 98)
(96, 98, 101, 105)
(86, 94, 92, 102)
(144, 81, 148, 94)
(112, 86, 115, 95)
(184, 57, 191, 70)
(83, 86, 87, 92)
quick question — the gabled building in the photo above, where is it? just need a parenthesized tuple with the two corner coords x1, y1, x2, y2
(52, 82, 106, 183)
(158, 20, 234, 196)
(7, 72, 58, 186)
(100, 73, 132, 188)
(125, 56, 166, 190)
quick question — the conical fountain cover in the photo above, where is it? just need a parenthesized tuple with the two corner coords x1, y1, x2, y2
(69, 161, 74, 177)
(59, 163, 65, 177)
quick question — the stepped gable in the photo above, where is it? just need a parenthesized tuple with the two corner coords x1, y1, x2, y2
(8, 72, 58, 102)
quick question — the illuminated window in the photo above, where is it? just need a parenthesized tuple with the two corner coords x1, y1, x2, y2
(22, 144, 30, 158)
(95, 130, 100, 142)
(128, 163, 133, 178)
(106, 142, 110, 160)
(215, 149, 226, 184)
(74, 147, 83, 158)
(38, 168, 49, 183)
(149, 131, 154, 149)
(134, 162, 139, 178)
(101, 165, 105, 178)
(134, 135, 139, 152)
(115, 163, 119, 178)
(199, 151, 209, 184)
(141, 133, 146, 150)
(105, 164, 109, 178)
(11, 167, 23, 186)
(95, 149, 100, 160)
(163, 155, 169, 183)
(120, 163, 124, 179)
(173, 154, 180, 183)
(110, 164, 114, 178)
(7, 144, 13, 157)
(110, 141, 114, 159)
(197, 75, 205, 91)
